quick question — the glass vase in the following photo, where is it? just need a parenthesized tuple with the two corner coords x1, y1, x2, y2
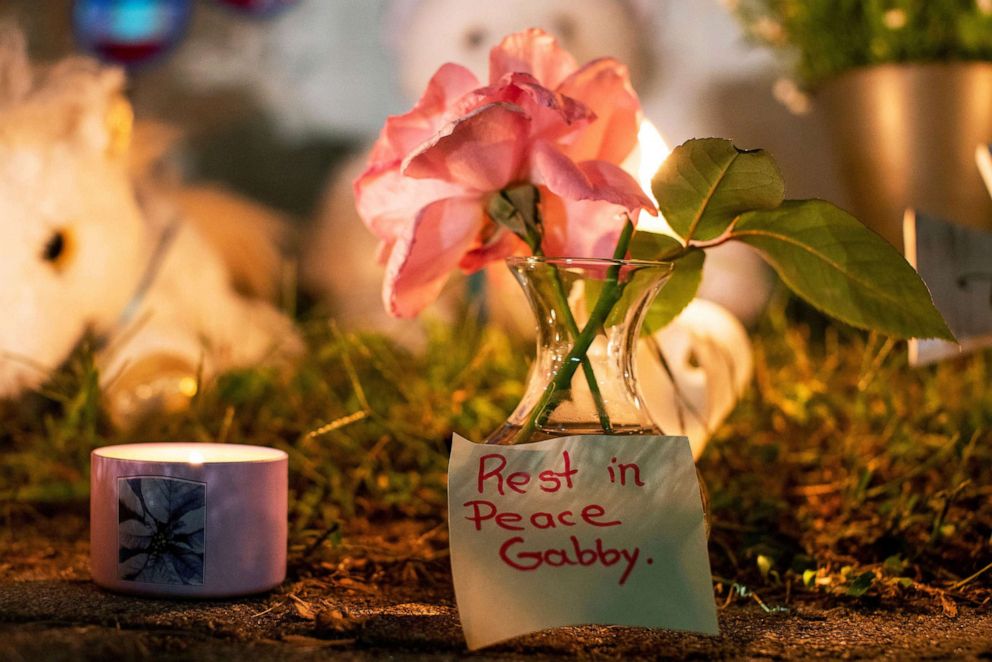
(486, 256, 673, 446)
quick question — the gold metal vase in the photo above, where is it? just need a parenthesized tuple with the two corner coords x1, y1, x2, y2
(817, 62, 992, 247)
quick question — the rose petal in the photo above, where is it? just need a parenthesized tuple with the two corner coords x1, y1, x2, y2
(489, 28, 577, 89)
(459, 227, 526, 273)
(354, 162, 465, 241)
(469, 72, 594, 143)
(557, 58, 641, 164)
(374, 238, 394, 266)
(384, 196, 483, 318)
(540, 189, 644, 258)
(530, 141, 656, 212)
(403, 102, 529, 193)
(368, 63, 480, 164)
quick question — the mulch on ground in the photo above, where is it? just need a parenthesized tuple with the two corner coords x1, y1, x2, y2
(2, 511, 990, 661)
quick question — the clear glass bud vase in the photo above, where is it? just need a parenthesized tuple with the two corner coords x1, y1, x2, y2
(486, 257, 673, 445)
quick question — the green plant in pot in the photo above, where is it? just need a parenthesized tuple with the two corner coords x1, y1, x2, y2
(730, 0, 992, 247)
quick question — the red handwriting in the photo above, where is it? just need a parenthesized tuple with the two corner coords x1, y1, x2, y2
(477, 454, 528, 495)
(464, 500, 621, 531)
(606, 457, 645, 486)
(477, 451, 578, 496)
(498, 535, 643, 585)
(468, 449, 654, 588)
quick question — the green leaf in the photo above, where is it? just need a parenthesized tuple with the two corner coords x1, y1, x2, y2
(846, 571, 876, 597)
(652, 138, 784, 242)
(756, 554, 774, 579)
(642, 248, 705, 332)
(595, 228, 680, 328)
(731, 200, 954, 340)
(628, 231, 684, 261)
(486, 184, 541, 250)
(883, 555, 907, 575)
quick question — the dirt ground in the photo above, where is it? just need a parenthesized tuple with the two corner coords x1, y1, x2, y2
(1, 511, 990, 661)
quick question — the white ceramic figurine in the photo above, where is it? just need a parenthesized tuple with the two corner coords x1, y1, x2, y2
(0, 29, 300, 426)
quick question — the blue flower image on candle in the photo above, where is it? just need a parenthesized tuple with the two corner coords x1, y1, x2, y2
(118, 476, 205, 585)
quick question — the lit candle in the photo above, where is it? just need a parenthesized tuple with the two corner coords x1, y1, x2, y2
(90, 443, 287, 598)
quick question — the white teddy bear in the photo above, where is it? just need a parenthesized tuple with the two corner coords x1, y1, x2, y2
(0, 28, 300, 426)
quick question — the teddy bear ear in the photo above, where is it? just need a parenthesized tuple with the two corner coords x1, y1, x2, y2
(43, 60, 132, 158)
(79, 68, 133, 158)
(104, 92, 134, 158)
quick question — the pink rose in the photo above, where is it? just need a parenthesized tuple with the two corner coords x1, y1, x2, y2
(354, 28, 656, 318)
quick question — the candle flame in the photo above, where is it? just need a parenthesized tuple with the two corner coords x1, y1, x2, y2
(636, 120, 670, 204)
(632, 120, 676, 236)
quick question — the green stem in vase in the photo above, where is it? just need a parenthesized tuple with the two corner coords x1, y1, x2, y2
(488, 185, 614, 436)
(511, 218, 635, 444)
(534, 247, 614, 434)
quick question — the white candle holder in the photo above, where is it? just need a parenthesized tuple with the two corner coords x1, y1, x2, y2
(90, 443, 288, 598)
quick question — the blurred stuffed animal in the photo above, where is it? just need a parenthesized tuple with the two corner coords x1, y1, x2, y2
(382, 0, 653, 102)
(0, 28, 300, 426)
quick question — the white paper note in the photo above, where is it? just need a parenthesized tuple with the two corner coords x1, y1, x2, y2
(448, 433, 719, 650)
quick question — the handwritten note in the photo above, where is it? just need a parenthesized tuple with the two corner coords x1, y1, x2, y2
(448, 433, 718, 650)
(903, 209, 992, 365)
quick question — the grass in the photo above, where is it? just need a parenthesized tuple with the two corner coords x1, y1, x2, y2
(0, 297, 989, 609)
(0, 312, 524, 529)
(703, 300, 991, 608)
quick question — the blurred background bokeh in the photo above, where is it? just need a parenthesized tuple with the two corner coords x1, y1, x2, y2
(9, 0, 992, 349)
(2, 0, 844, 222)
